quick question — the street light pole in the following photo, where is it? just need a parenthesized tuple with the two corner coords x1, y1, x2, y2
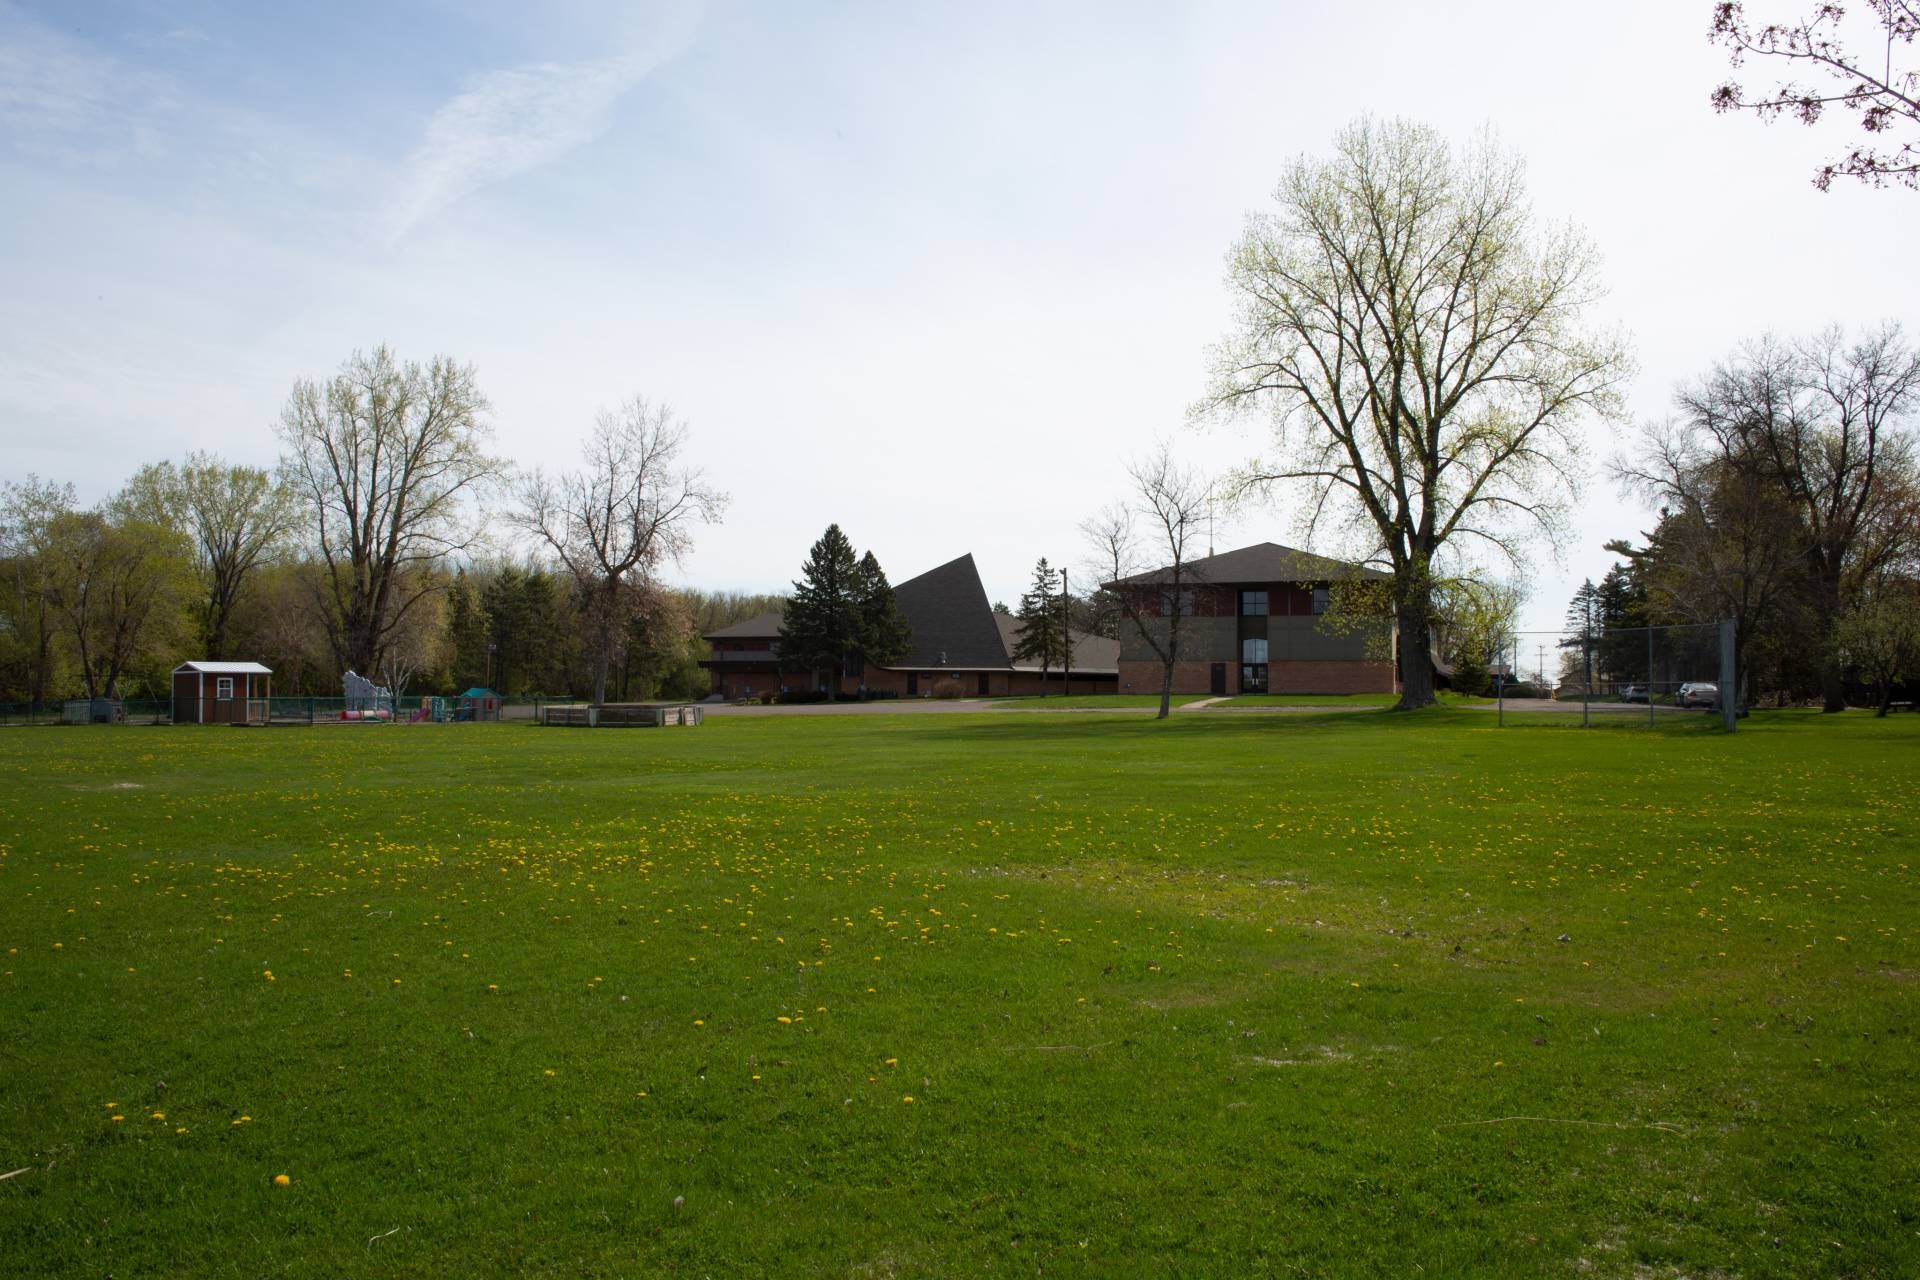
(1060, 567, 1072, 698)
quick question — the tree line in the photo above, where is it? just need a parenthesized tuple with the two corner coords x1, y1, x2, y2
(0, 346, 753, 707)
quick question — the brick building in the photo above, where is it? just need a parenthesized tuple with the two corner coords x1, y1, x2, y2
(700, 553, 1119, 698)
(1108, 542, 1397, 696)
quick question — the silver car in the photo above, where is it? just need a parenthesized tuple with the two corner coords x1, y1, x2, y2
(1678, 682, 1719, 709)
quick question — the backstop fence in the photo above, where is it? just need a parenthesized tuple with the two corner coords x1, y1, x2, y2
(1486, 618, 1738, 730)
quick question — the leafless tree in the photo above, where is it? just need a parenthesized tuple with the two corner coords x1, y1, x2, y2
(1084, 444, 1211, 720)
(277, 346, 499, 681)
(1662, 325, 1920, 708)
(1711, 1, 1920, 189)
(124, 453, 298, 659)
(1612, 414, 1810, 701)
(1200, 117, 1630, 709)
(513, 396, 726, 705)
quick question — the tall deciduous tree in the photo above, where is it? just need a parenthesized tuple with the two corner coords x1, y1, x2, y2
(0, 476, 77, 708)
(44, 495, 193, 699)
(277, 345, 499, 680)
(1835, 573, 1920, 713)
(1011, 556, 1066, 691)
(1202, 117, 1630, 709)
(1628, 325, 1920, 709)
(513, 396, 726, 704)
(124, 453, 297, 659)
(1710, 1, 1920, 189)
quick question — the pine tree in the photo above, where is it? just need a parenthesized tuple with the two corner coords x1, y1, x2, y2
(853, 551, 911, 671)
(1012, 557, 1065, 692)
(779, 524, 862, 699)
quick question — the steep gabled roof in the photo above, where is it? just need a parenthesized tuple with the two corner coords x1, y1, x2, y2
(1111, 541, 1386, 587)
(702, 606, 785, 641)
(173, 660, 273, 675)
(992, 612, 1121, 675)
(889, 553, 1010, 670)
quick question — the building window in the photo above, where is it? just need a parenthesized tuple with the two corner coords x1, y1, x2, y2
(1242, 637, 1268, 664)
(216, 677, 233, 700)
(1240, 590, 1268, 616)
(1312, 586, 1330, 615)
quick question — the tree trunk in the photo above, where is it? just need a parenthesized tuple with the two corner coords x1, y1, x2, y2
(1158, 662, 1173, 720)
(1395, 604, 1436, 710)
(1819, 660, 1847, 714)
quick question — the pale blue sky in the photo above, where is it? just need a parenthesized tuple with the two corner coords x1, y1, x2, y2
(3, 0, 1915, 631)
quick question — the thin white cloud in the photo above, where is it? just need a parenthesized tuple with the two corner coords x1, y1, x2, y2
(383, 3, 703, 244)
(0, 16, 178, 160)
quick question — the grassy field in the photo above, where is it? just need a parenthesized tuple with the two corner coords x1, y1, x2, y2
(986, 693, 1213, 709)
(2, 711, 1916, 1277)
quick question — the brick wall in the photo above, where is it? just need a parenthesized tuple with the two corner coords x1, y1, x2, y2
(1267, 660, 1397, 693)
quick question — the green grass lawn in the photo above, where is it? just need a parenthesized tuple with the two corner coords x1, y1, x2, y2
(986, 693, 1212, 709)
(1217, 691, 1496, 708)
(2, 711, 1916, 1277)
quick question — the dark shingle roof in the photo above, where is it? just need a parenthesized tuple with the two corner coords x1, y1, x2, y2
(702, 606, 784, 641)
(992, 612, 1121, 674)
(890, 553, 1010, 669)
(1111, 541, 1386, 587)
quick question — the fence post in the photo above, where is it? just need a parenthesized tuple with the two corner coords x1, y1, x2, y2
(1582, 639, 1591, 729)
(1647, 625, 1655, 729)
(1719, 618, 1737, 733)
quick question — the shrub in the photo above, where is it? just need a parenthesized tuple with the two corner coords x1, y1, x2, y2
(930, 677, 966, 699)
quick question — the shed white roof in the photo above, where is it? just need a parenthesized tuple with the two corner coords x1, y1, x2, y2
(174, 661, 273, 674)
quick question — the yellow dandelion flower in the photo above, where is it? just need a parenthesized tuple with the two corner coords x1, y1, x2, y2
(110, 1114, 124, 1123)
(884, 1057, 898, 1067)
(175, 1127, 187, 1135)
(902, 1095, 914, 1104)
(776, 1016, 791, 1024)
(272, 1174, 291, 1188)
(150, 1111, 165, 1121)
(693, 1019, 704, 1027)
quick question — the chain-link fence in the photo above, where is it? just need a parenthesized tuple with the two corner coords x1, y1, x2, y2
(1478, 619, 1738, 730)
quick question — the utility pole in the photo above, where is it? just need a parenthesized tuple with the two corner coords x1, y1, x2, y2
(1060, 567, 1072, 698)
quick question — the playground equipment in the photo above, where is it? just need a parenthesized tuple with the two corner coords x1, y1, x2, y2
(340, 670, 394, 722)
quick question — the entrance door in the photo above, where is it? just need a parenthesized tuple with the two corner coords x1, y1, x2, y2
(907, 673, 919, 696)
(1210, 663, 1227, 695)
(977, 673, 990, 696)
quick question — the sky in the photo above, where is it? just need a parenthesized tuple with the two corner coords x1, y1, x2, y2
(3, 0, 1916, 633)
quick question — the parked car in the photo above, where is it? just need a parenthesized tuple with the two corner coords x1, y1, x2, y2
(1619, 684, 1647, 703)
(1678, 681, 1719, 709)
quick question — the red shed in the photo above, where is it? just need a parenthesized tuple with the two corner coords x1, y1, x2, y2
(171, 661, 272, 725)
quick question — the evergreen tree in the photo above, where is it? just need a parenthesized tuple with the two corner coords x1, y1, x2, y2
(1559, 579, 1603, 691)
(853, 551, 911, 670)
(1012, 557, 1066, 691)
(445, 569, 489, 690)
(779, 524, 863, 699)
(481, 566, 527, 693)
